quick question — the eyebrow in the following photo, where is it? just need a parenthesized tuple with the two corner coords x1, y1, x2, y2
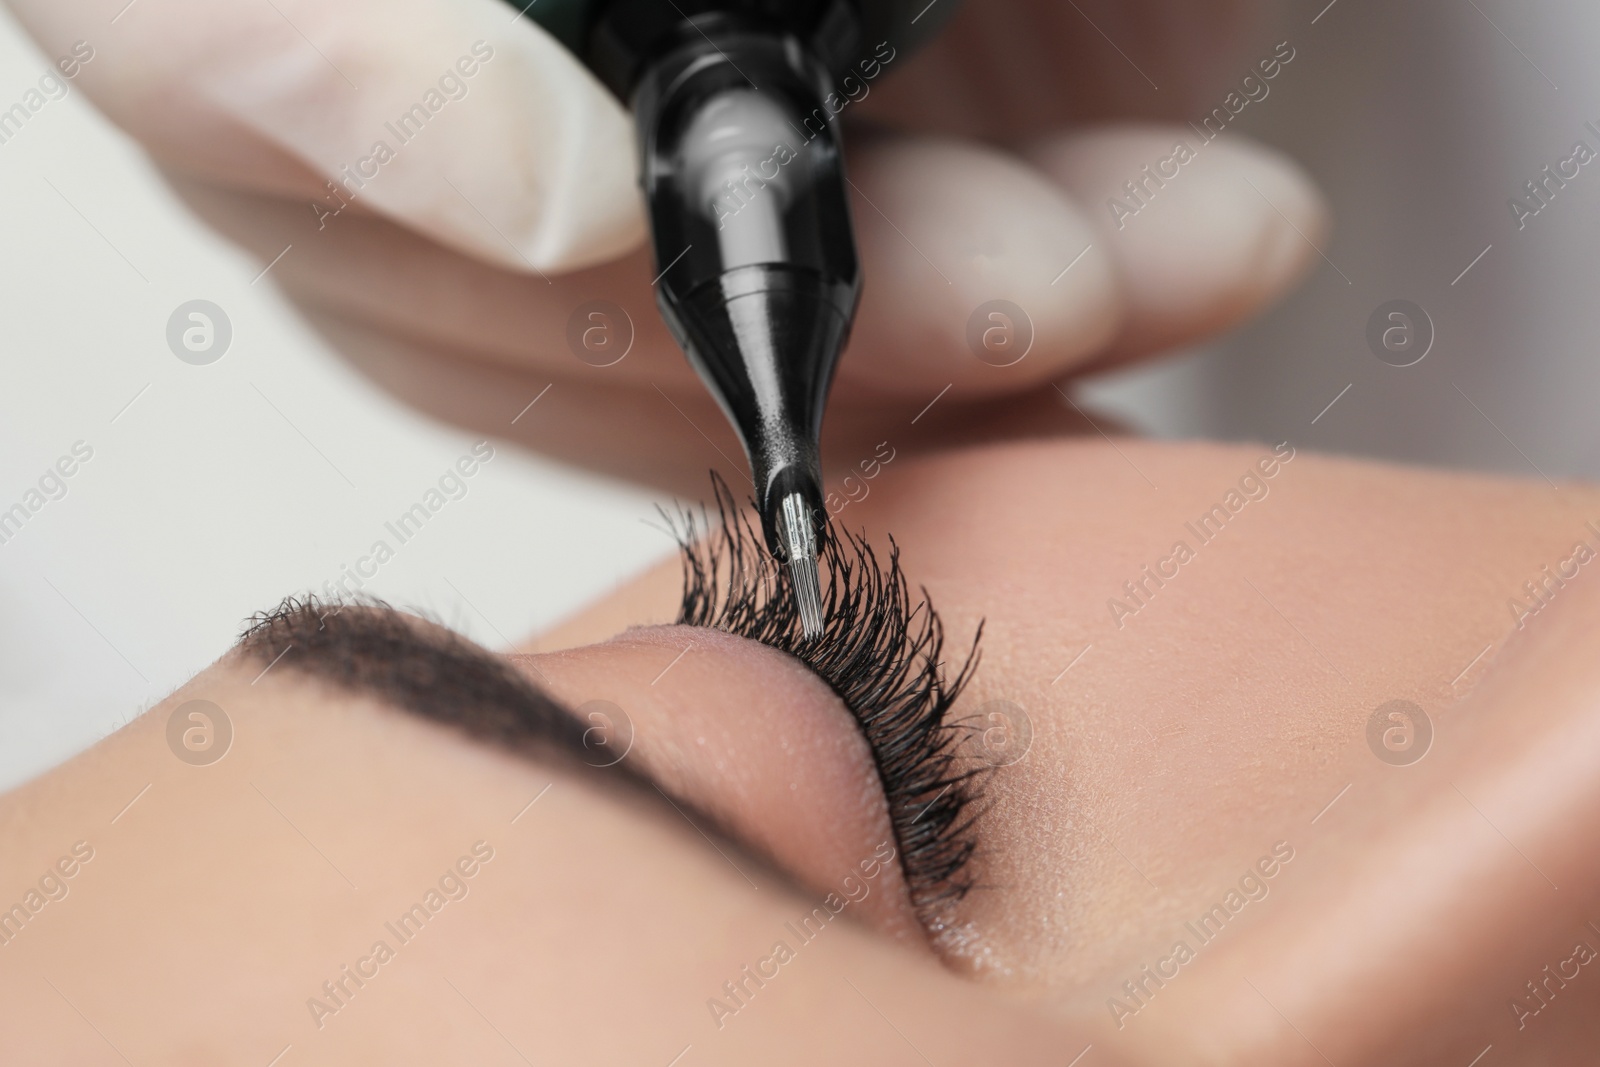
(232, 596, 805, 891)
(236, 596, 646, 782)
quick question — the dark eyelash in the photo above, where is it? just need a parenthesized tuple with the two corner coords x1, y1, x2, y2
(669, 474, 986, 934)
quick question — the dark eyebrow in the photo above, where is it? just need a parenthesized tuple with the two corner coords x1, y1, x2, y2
(235, 596, 646, 783)
(231, 596, 802, 890)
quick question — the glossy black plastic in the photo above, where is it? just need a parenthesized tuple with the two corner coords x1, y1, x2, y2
(500, 0, 960, 557)
(579, 0, 953, 96)
(636, 29, 860, 553)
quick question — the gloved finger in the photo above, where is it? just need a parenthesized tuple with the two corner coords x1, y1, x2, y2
(311, 304, 1116, 504)
(171, 175, 1131, 493)
(1027, 125, 1328, 365)
(840, 133, 1125, 399)
(6, 0, 642, 273)
(167, 174, 698, 394)
(165, 137, 1126, 406)
(837, 124, 1324, 398)
(170, 123, 1321, 410)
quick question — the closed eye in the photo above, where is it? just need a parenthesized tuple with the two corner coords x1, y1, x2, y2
(669, 474, 988, 937)
(234, 473, 988, 951)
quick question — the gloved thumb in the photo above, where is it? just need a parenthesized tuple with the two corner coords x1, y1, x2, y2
(6, 0, 645, 273)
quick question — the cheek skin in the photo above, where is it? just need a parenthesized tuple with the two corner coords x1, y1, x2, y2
(514, 625, 925, 943)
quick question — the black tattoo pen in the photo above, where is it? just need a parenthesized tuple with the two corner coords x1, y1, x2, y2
(508, 0, 954, 636)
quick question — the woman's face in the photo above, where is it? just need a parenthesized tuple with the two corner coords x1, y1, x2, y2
(5, 438, 1598, 1065)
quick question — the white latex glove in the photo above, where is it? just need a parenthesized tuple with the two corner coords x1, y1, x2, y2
(9, 0, 642, 272)
(8, 0, 1329, 492)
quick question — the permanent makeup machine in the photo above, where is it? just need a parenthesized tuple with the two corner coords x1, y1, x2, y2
(508, 0, 956, 636)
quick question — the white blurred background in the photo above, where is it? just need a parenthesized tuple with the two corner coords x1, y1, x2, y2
(2, 0, 1597, 789)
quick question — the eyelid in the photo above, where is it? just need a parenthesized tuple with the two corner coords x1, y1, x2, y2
(516, 625, 929, 943)
(669, 474, 986, 942)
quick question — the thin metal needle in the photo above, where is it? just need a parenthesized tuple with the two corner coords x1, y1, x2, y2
(774, 491, 824, 639)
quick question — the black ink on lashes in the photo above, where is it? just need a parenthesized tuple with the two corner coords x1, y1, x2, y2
(669, 473, 986, 933)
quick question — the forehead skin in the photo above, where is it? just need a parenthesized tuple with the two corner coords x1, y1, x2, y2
(536, 437, 1598, 998)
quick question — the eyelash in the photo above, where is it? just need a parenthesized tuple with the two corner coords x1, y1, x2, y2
(671, 475, 986, 936)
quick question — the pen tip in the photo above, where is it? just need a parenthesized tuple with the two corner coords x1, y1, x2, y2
(774, 490, 825, 639)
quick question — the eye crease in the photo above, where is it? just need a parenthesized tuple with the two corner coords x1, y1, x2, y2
(672, 475, 987, 941)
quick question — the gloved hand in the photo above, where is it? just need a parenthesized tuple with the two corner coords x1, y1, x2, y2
(7, 0, 1327, 494)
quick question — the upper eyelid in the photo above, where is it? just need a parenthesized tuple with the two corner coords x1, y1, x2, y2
(669, 474, 986, 936)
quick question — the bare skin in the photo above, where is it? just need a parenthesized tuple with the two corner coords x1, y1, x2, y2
(6, 1, 1586, 1060)
(3, 438, 1598, 1065)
